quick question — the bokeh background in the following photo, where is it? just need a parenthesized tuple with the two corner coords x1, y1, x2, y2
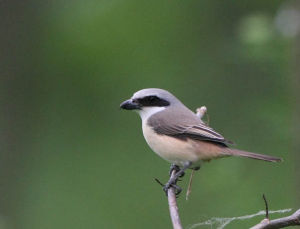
(1, 0, 299, 228)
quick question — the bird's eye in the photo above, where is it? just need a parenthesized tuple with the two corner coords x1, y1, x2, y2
(148, 96, 157, 102)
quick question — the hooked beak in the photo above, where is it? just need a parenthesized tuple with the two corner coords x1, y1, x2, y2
(120, 99, 141, 110)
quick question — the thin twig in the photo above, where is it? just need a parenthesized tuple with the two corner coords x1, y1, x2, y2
(263, 194, 269, 219)
(186, 170, 195, 200)
(251, 208, 300, 229)
(154, 178, 164, 187)
(168, 170, 183, 229)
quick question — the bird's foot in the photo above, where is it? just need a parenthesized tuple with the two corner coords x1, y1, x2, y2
(169, 164, 185, 177)
(155, 176, 182, 196)
(164, 167, 187, 196)
(163, 179, 182, 197)
(156, 162, 192, 197)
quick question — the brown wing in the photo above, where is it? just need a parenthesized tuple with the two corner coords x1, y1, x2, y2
(148, 108, 233, 146)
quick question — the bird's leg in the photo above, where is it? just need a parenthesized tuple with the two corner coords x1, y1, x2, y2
(163, 162, 192, 196)
(169, 164, 180, 177)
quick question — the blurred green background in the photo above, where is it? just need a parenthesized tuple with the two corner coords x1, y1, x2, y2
(0, 0, 299, 228)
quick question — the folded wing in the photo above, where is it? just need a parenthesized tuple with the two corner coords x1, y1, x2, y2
(148, 108, 233, 146)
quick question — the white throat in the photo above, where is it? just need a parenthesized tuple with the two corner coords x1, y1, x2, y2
(137, 107, 166, 122)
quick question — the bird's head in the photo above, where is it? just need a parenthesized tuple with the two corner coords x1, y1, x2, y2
(120, 88, 179, 120)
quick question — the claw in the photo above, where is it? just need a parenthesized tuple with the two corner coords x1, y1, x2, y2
(163, 186, 169, 196)
(163, 182, 172, 196)
(163, 183, 182, 196)
(173, 184, 182, 196)
(178, 171, 185, 178)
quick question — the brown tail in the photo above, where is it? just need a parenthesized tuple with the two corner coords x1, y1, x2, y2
(226, 148, 282, 162)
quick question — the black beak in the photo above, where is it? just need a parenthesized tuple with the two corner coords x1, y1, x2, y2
(120, 99, 141, 110)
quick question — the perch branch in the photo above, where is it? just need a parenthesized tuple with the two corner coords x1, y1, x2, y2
(251, 208, 300, 229)
(167, 169, 183, 229)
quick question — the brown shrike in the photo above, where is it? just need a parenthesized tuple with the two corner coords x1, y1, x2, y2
(120, 88, 282, 194)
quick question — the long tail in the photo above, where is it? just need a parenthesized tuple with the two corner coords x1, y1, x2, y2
(226, 148, 282, 162)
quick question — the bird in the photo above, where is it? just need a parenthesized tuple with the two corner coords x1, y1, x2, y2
(120, 88, 282, 194)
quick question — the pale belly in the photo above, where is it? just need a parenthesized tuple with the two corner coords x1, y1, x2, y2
(142, 123, 225, 166)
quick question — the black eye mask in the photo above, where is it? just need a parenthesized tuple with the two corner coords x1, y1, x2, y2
(136, 95, 170, 107)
